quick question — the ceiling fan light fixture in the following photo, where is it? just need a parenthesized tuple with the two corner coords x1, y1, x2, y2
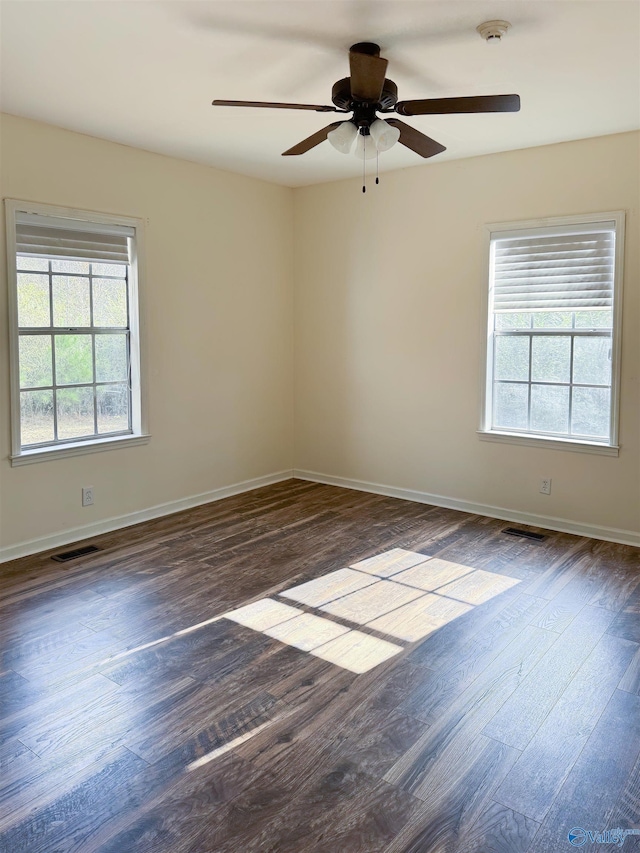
(355, 131, 378, 160)
(369, 118, 401, 152)
(327, 120, 358, 153)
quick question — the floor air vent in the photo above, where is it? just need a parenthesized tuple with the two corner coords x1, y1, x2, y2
(502, 527, 546, 542)
(51, 545, 101, 562)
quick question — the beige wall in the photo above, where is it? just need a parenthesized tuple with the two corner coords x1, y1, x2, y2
(1, 117, 638, 555)
(0, 114, 294, 552)
(294, 132, 640, 537)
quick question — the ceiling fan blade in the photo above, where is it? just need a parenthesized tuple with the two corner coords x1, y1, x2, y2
(212, 99, 338, 113)
(282, 122, 343, 156)
(349, 49, 388, 102)
(385, 119, 446, 158)
(395, 94, 521, 116)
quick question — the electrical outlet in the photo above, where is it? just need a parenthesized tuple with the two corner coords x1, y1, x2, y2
(539, 478, 552, 495)
(82, 486, 94, 507)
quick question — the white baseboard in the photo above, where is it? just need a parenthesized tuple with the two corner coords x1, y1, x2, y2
(4, 466, 637, 563)
(0, 470, 295, 563)
(294, 469, 640, 548)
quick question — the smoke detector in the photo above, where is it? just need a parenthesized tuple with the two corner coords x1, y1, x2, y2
(477, 20, 511, 43)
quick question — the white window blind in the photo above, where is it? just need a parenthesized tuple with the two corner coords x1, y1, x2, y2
(15, 212, 133, 264)
(491, 224, 616, 313)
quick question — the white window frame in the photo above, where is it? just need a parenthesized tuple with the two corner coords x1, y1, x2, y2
(5, 199, 150, 466)
(478, 211, 625, 456)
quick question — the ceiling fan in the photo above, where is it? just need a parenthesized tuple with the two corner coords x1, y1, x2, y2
(212, 41, 520, 160)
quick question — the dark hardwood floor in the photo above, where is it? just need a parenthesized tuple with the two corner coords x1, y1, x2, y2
(1, 479, 639, 852)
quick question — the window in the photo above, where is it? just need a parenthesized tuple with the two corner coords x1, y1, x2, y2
(5, 200, 148, 464)
(480, 212, 625, 454)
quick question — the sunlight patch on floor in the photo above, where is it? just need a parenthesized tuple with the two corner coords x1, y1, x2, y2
(368, 593, 473, 642)
(219, 550, 520, 674)
(264, 612, 350, 651)
(280, 567, 377, 607)
(349, 548, 432, 578)
(436, 568, 520, 604)
(221, 597, 403, 672)
(97, 613, 227, 667)
(310, 629, 403, 673)
(319, 579, 424, 623)
(101, 550, 520, 677)
(186, 717, 276, 771)
(224, 598, 302, 631)
(392, 558, 475, 591)
(185, 705, 298, 772)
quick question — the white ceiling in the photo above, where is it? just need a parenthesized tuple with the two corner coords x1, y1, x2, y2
(1, 1, 639, 187)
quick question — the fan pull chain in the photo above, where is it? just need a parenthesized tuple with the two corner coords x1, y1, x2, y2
(362, 134, 366, 193)
(376, 150, 379, 185)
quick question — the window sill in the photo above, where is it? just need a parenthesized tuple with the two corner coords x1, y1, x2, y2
(10, 433, 151, 466)
(477, 430, 619, 457)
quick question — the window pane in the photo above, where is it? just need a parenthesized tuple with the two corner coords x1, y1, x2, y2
(54, 335, 93, 385)
(533, 312, 573, 329)
(52, 260, 90, 274)
(495, 313, 533, 330)
(493, 383, 528, 430)
(17, 273, 50, 327)
(93, 278, 128, 327)
(95, 335, 128, 382)
(19, 335, 52, 388)
(530, 384, 569, 433)
(52, 276, 91, 327)
(531, 336, 571, 383)
(574, 309, 613, 329)
(572, 387, 610, 438)
(57, 387, 95, 439)
(92, 262, 127, 277)
(494, 336, 529, 382)
(17, 256, 49, 273)
(20, 390, 54, 445)
(97, 384, 129, 434)
(573, 336, 611, 386)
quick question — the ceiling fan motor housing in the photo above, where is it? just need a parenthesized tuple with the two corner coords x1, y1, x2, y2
(331, 77, 398, 112)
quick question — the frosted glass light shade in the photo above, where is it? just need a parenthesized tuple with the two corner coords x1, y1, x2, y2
(327, 121, 358, 154)
(355, 132, 377, 160)
(369, 119, 401, 152)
